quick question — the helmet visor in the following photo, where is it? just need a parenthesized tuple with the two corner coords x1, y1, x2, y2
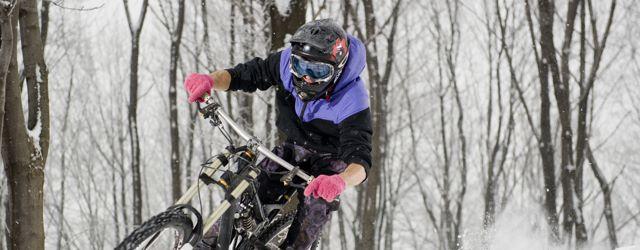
(290, 54, 334, 82)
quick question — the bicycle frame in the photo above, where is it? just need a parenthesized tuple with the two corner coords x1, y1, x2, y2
(144, 98, 315, 249)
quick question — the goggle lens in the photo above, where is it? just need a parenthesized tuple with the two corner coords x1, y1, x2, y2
(291, 55, 333, 81)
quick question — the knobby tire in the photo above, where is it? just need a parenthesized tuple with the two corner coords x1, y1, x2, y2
(115, 209, 193, 250)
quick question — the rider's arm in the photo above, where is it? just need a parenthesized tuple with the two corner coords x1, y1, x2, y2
(209, 51, 283, 92)
(338, 108, 373, 186)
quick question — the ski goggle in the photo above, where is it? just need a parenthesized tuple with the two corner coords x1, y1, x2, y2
(290, 54, 335, 83)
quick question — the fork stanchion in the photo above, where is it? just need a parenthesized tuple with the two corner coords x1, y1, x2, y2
(202, 178, 251, 233)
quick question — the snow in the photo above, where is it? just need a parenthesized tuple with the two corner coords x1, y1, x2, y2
(275, 0, 291, 17)
(468, 206, 562, 250)
(0, 1, 11, 8)
(616, 246, 640, 250)
(27, 102, 43, 156)
(26, 65, 45, 156)
(566, 164, 575, 171)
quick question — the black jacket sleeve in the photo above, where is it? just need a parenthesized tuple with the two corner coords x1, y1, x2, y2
(338, 108, 373, 178)
(226, 51, 283, 92)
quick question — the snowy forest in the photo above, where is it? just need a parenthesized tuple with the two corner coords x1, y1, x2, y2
(1, 0, 640, 249)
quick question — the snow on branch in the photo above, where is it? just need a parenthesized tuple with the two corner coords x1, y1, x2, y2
(0, 0, 17, 14)
(48, 0, 104, 11)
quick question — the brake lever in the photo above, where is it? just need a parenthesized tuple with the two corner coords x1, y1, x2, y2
(198, 100, 222, 126)
(280, 166, 300, 186)
(287, 182, 307, 189)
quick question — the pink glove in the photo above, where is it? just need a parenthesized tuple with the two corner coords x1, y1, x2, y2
(303, 174, 346, 202)
(184, 73, 214, 103)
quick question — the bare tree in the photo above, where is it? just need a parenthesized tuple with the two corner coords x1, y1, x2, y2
(266, 0, 306, 144)
(2, 0, 50, 248)
(346, 0, 402, 248)
(122, 0, 150, 226)
(586, 144, 618, 249)
(183, 0, 202, 189)
(0, 0, 15, 142)
(414, 1, 468, 249)
(154, 0, 186, 202)
(237, 0, 255, 134)
(525, 0, 617, 245)
(444, 2, 468, 248)
(483, 0, 519, 230)
(88, 73, 130, 240)
(523, 0, 559, 239)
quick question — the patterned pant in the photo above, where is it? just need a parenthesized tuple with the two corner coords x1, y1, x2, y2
(261, 143, 346, 249)
(196, 143, 346, 250)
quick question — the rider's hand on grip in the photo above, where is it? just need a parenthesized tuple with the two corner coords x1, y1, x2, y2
(184, 73, 214, 103)
(303, 174, 346, 202)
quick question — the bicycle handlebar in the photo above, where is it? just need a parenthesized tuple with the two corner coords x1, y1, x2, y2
(200, 98, 314, 183)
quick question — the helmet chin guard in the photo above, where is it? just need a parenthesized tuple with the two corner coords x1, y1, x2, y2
(292, 67, 344, 101)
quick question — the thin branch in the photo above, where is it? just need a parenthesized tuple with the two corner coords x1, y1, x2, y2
(577, 0, 617, 104)
(49, 0, 104, 11)
(311, 0, 327, 20)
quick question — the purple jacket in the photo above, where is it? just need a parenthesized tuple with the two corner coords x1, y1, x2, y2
(226, 35, 373, 173)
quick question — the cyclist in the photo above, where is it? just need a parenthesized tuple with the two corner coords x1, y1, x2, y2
(184, 19, 372, 249)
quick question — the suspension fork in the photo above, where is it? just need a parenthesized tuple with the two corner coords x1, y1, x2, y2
(202, 148, 260, 233)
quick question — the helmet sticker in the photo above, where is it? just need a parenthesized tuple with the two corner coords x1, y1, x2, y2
(331, 38, 347, 61)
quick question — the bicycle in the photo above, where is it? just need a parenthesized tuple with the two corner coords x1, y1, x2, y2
(115, 97, 334, 249)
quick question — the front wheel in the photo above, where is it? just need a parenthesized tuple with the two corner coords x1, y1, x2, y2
(116, 205, 201, 250)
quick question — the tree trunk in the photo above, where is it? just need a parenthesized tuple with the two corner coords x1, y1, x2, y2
(128, 35, 143, 226)
(445, 2, 467, 248)
(225, 0, 235, 123)
(360, 0, 382, 247)
(168, 0, 186, 202)
(354, 0, 402, 248)
(525, 0, 559, 240)
(0, 6, 15, 246)
(483, 0, 504, 230)
(238, 0, 255, 133)
(360, 0, 400, 247)
(585, 145, 617, 249)
(39, 0, 50, 47)
(267, 0, 306, 144)
(123, 0, 150, 226)
(2, 0, 49, 248)
(268, 0, 306, 51)
(538, 0, 587, 243)
(0, 0, 16, 144)
(338, 207, 348, 250)
(0, 191, 3, 250)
